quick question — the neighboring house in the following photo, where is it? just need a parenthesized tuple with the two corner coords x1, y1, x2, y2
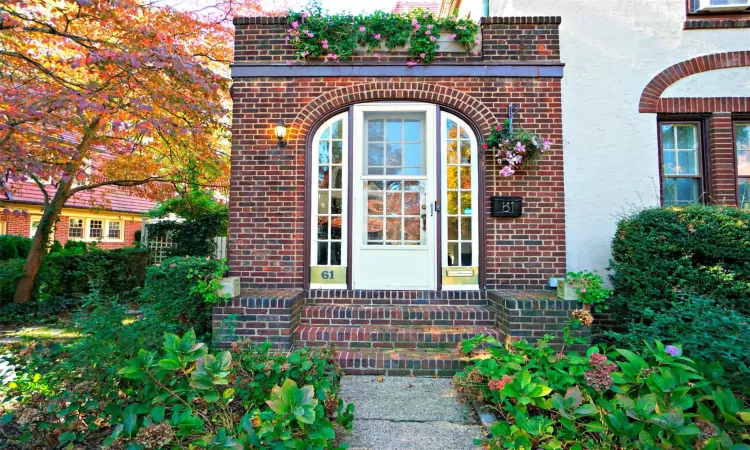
(1, 132, 155, 248)
(391, 0, 440, 14)
(440, 0, 750, 275)
(1, 182, 153, 249)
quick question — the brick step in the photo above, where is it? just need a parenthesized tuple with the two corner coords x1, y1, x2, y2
(335, 347, 476, 376)
(294, 325, 502, 350)
(306, 289, 487, 306)
(300, 305, 495, 326)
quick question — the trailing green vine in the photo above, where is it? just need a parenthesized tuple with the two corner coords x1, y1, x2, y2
(286, 6, 479, 65)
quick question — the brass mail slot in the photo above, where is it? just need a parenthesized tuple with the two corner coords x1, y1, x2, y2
(446, 269, 475, 277)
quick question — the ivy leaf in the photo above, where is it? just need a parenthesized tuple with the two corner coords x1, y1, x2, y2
(123, 412, 138, 436)
(151, 406, 165, 423)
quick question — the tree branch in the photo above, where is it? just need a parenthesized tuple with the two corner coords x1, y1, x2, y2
(27, 173, 50, 205)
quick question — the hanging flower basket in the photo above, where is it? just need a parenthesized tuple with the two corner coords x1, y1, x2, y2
(482, 119, 551, 177)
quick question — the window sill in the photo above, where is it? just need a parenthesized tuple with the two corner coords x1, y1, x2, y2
(684, 18, 750, 29)
(67, 237, 125, 244)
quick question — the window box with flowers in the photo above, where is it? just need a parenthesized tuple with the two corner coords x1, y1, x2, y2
(483, 119, 552, 177)
(286, 8, 480, 65)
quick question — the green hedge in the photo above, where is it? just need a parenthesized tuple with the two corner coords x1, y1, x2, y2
(609, 205, 750, 320)
(0, 235, 32, 261)
(138, 256, 220, 338)
(0, 247, 150, 307)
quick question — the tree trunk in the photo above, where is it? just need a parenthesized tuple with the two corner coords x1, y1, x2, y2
(13, 116, 101, 304)
(13, 184, 72, 304)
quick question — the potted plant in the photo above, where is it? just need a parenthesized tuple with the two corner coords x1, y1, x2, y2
(558, 270, 611, 312)
(483, 119, 552, 176)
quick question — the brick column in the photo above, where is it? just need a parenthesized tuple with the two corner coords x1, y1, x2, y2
(709, 112, 737, 205)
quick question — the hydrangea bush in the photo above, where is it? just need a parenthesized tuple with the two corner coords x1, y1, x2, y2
(483, 119, 552, 176)
(286, 7, 479, 65)
(455, 333, 750, 449)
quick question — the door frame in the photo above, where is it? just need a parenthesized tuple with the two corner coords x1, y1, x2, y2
(303, 102, 486, 291)
(351, 102, 437, 290)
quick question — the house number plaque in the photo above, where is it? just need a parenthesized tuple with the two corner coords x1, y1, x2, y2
(310, 266, 347, 284)
(490, 196, 523, 217)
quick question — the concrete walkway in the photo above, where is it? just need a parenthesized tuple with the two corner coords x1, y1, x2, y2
(339, 376, 485, 450)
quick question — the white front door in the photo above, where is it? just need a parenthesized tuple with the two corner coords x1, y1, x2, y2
(352, 103, 437, 290)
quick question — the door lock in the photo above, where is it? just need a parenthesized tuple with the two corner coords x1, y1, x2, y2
(434, 201, 441, 212)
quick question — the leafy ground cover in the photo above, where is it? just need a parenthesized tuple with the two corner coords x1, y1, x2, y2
(455, 333, 750, 449)
(0, 295, 354, 449)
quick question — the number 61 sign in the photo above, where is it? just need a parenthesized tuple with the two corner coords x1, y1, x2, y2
(310, 266, 347, 284)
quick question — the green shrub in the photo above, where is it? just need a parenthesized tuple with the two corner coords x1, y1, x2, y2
(146, 211, 227, 258)
(609, 205, 750, 320)
(605, 294, 750, 394)
(455, 335, 750, 449)
(0, 235, 32, 260)
(38, 247, 150, 301)
(0, 258, 24, 302)
(139, 256, 226, 338)
(2, 325, 353, 448)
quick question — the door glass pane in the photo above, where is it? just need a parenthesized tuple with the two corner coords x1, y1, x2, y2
(445, 118, 475, 268)
(737, 124, 750, 177)
(365, 180, 425, 245)
(364, 112, 425, 175)
(314, 118, 345, 267)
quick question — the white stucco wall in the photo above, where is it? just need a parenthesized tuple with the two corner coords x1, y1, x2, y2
(663, 66, 750, 96)
(457, 0, 749, 278)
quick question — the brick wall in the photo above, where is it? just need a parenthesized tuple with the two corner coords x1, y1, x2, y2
(230, 17, 565, 291)
(4, 214, 30, 236)
(233, 16, 560, 64)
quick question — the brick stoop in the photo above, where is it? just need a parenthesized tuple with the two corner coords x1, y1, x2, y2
(295, 290, 503, 376)
(335, 348, 476, 376)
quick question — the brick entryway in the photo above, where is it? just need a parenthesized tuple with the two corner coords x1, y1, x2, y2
(213, 289, 589, 376)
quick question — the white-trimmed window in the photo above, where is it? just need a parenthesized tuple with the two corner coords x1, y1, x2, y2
(30, 218, 41, 238)
(736, 122, 750, 209)
(310, 113, 349, 287)
(660, 122, 704, 205)
(68, 217, 124, 241)
(69, 218, 84, 238)
(107, 220, 121, 239)
(88, 219, 103, 239)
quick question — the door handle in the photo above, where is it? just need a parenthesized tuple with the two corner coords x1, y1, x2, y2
(421, 213, 427, 231)
(430, 203, 434, 217)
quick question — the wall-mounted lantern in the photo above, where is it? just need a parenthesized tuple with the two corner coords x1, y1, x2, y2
(274, 120, 288, 148)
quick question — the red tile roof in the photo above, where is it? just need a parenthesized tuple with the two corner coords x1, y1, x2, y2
(4, 182, 155, 214)
(391, 1, 440, 14)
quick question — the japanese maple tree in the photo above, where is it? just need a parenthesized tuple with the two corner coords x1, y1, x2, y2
(0, 0, 264, 303)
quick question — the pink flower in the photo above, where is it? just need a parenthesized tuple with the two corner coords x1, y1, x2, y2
(500, 166, 515, 177)
(580, 288, 587, 293)
(291, 21, 299, 29)
(488, 375, 512, 391)
(515, 141, 526, 153)
(425, 29, 431, 35)
(427, 24, 434, 29)
(414, 23, 421, 30)
(327, 53, 339, 60)
(496, 125, 502, 131)
(475, 39, 480, 45)
(301, 11, 309, 19)
(406, 61, 417, 67)
(374, 34, 381, 40)
(373, 52, 381, 57)
(430, 36, 436, 41)
(359, 26, 366, 32)
(285, 35, 290, 42)
(481, 143, 488, 149)
(449, 34, 457, 40)
(457, 25, 466, 30)
(286, 61, 292, 65)
(473, 50, 479, 56)
(321, 39, 329, 49)
(411, 19, 419, 26)
(420, 52, 426, 59)
(306, 31, 314, 37)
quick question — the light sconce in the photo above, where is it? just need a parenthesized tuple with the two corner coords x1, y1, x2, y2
(274, 120, 288, 148)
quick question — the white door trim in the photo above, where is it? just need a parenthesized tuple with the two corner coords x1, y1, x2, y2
(352, 102, 437, 290)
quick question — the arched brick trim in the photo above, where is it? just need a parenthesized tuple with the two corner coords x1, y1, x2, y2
(288, 82, 495, 145)
(639, 51, 750, 113)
